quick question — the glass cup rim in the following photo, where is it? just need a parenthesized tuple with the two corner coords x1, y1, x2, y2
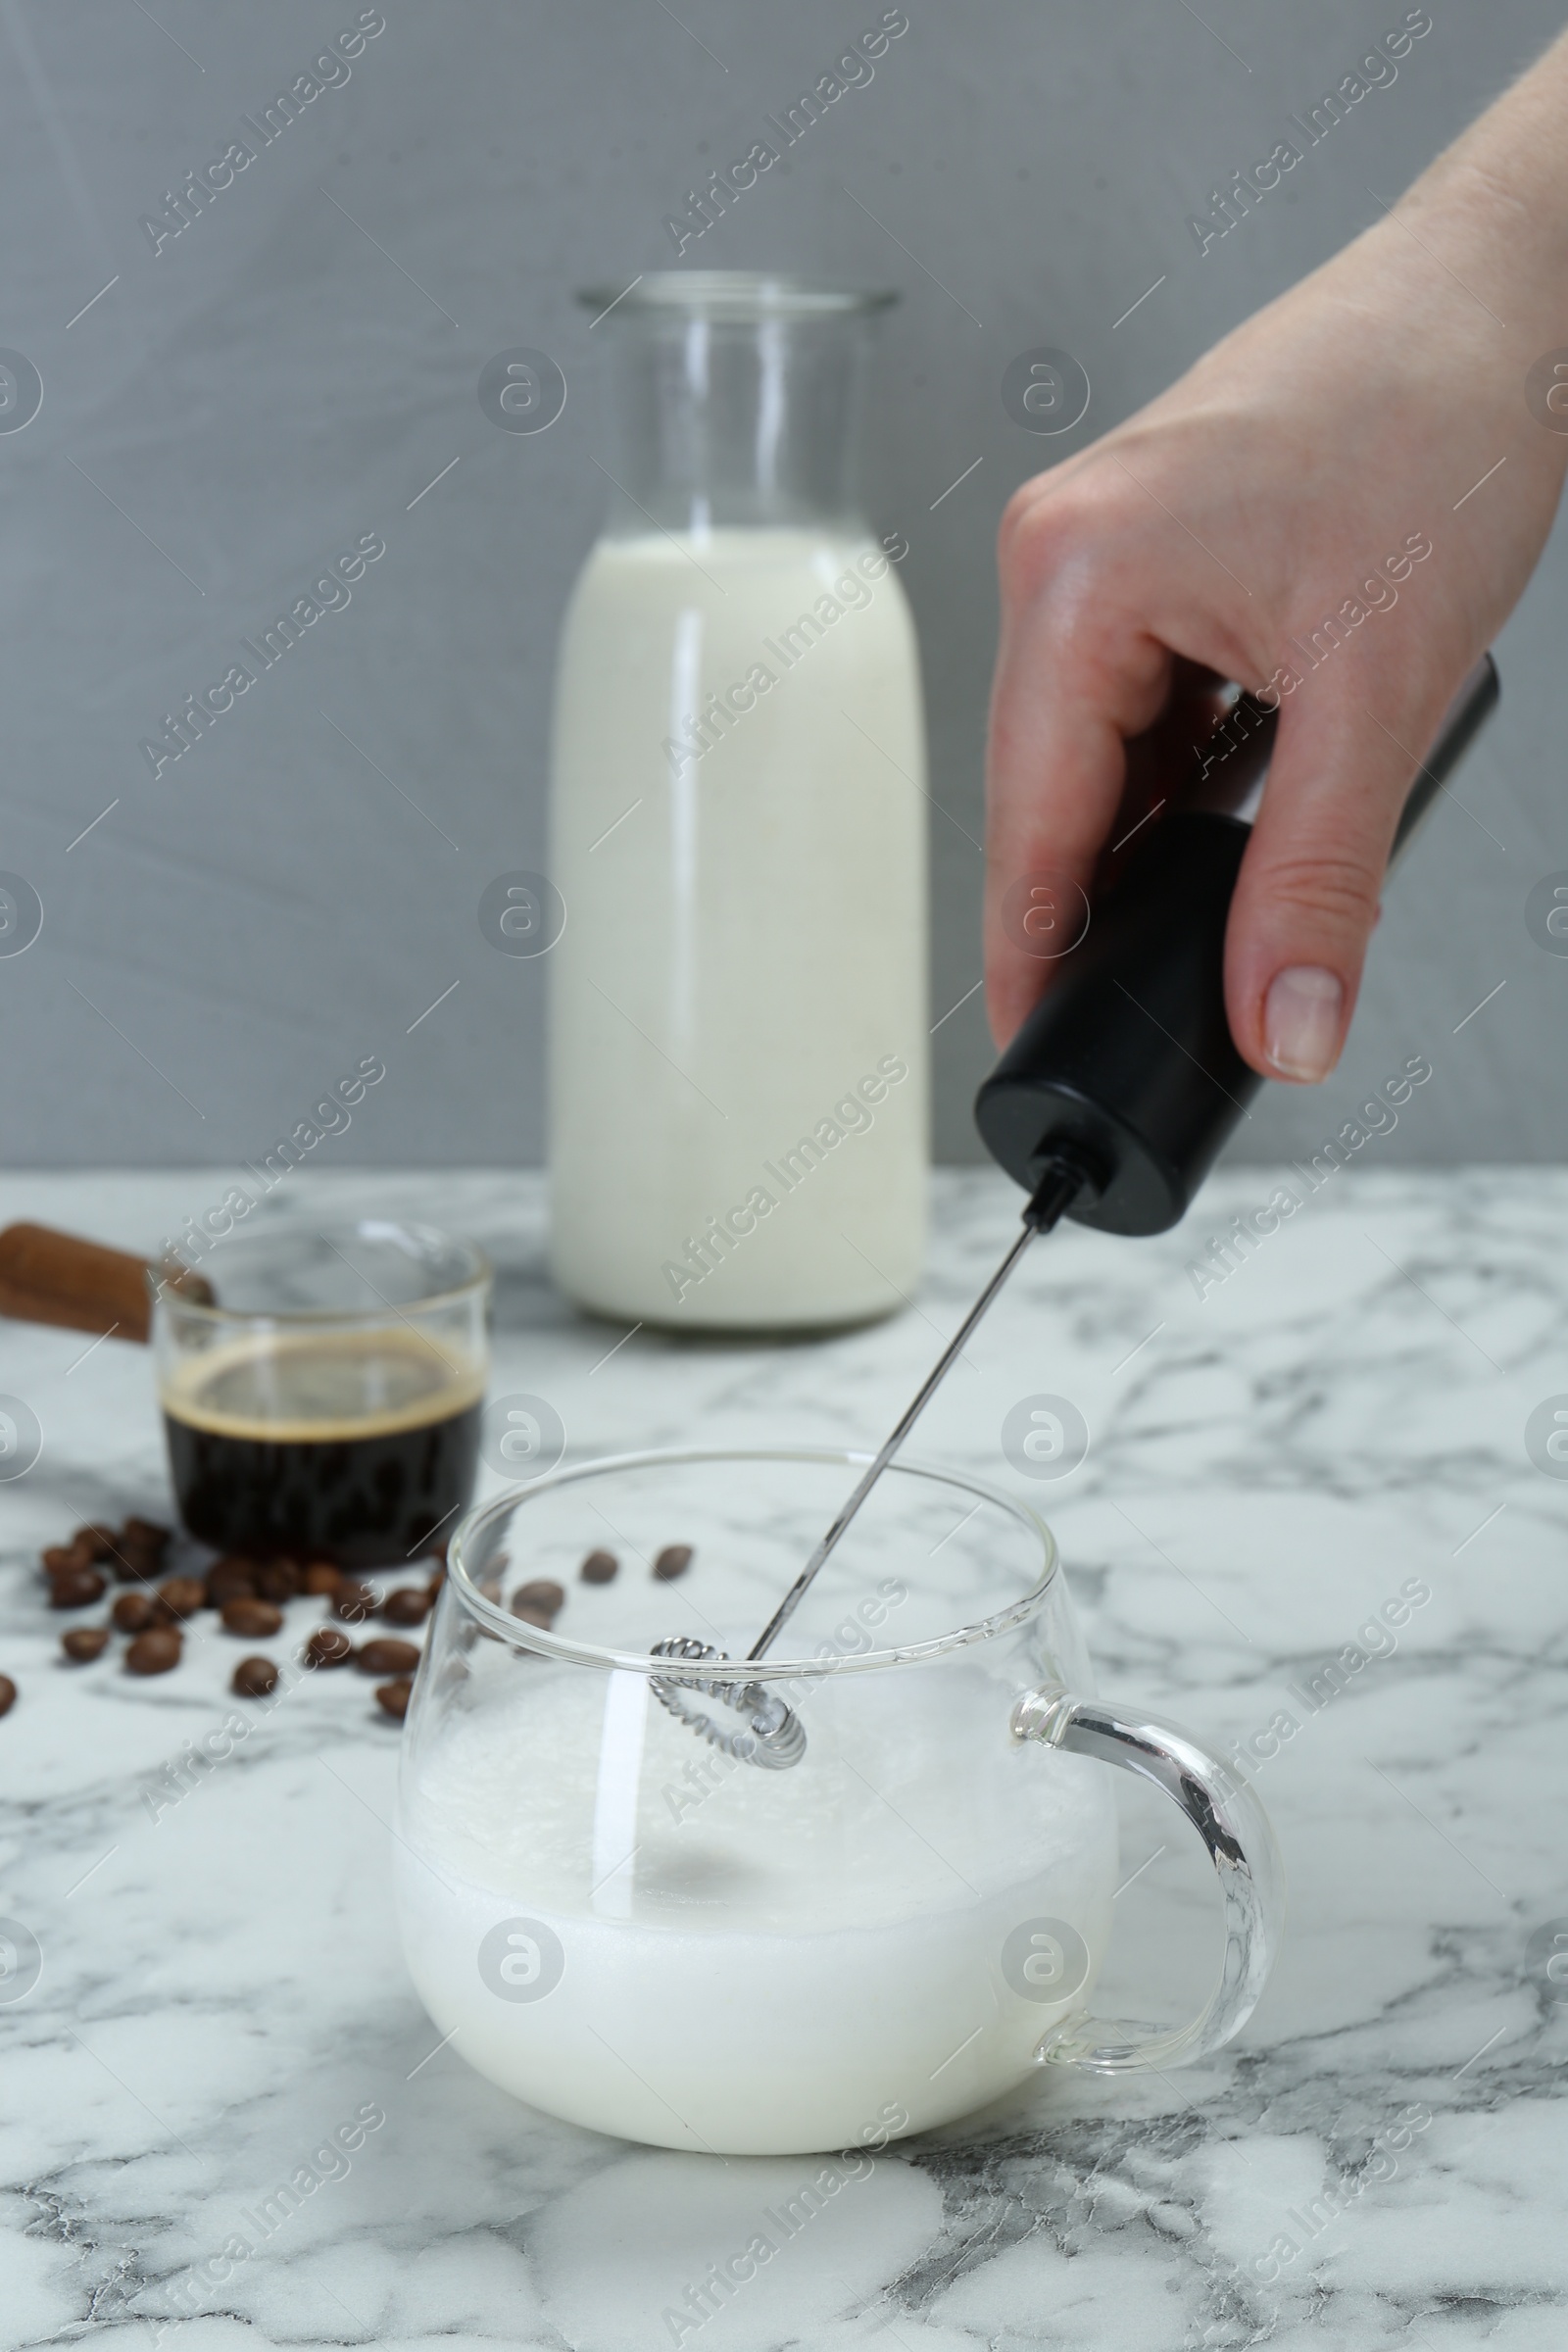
(577, 271, 899, 320)
(144, 1217, 491, 1328)
(447, 1445, 1059, 1681)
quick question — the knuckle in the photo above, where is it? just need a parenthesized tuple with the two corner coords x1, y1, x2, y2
(998, 455, 1166, 615)
(998, 481, 1102, 605)
(1251, 849, 1382, 934)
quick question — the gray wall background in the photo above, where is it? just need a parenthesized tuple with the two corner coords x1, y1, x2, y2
(3, 0, 1565, 1171)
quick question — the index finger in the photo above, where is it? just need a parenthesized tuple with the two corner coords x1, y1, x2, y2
(984, 586, 1173, 1049)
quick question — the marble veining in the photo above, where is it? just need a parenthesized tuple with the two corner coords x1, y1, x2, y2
(2, 1165, 1566, 2351)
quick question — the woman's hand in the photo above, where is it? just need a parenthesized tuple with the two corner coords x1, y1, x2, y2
(986, 33, 1568, 1081)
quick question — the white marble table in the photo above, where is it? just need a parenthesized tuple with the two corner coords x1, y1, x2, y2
(3, 1166, 1566, 2352)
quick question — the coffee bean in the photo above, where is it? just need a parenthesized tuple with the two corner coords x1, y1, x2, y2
(73, 1524, 120, 1562)
(49, 1568, 107, 1609)
(253, 1557, 302, 1604)
(383, 1586, 431, 1626)
(302, 1562, 342, 1596)
(653, 1544, 693, 1582)
(62, 1626, 110, 1662)
(221, 1596, 283, 1639)
(126, 1627, 181, 1675)
(0, 1674, 15, 1716)
(512, 1603, 554, 1631)
(109, 1538, 162, 1584)
(112, 1591, 159, 1635)
(373, 1678, 413, 1720)
(232, 1655, 279, 1697)
(357, 1637, 420, 1677)
(331, 1581, 378, 1624)
(42, 1542, 93, 1575)
(513, 1579, 565, 1616)
(122, 1516, 172, 1554)
(158, 1577, 207, 1622)
(206, 1559, 259, 1607)
(580, 1547, 618, 1584)
(303, 1626, 354, 1669)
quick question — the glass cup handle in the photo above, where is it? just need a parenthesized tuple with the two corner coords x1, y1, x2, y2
(1010, 1686, 1285, 2074)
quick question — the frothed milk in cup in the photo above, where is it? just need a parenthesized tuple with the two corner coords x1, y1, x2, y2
(547, 526, 928, 1331)
(395, 1659, 1115, 2154)
(395, 1450, 1286, 2151)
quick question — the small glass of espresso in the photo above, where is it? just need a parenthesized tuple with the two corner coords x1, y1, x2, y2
(151, 1221, 490, 1568)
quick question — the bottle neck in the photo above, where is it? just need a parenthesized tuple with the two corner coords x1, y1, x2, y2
(595, 310, 873, 537)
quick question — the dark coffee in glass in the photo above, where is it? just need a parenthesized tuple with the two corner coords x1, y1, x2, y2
(153, 1223, 490, 1568)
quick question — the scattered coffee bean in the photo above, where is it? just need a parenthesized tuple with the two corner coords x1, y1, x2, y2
(111, 1525, 165, 1576)
(654, 1544, 693, 1582)
(49, 1568, 107, 1609)
(42, 1542, 92, 1575)
(221, 1596, 283, 1639)
(158, 1577, 207, 1622)
(24, 1503, 459, 1720)
(126, 1627, 181, 1675)
(0, 1674, 15, 1716)
(331, 1581, 378, 1624)
(303, 1626, 355, 1669)
(512, 1602, 555, 1631)
(206, 1558, 259, 1607)
(357, 1637, 420, 1678)
(253, 1557, 302, 1603)
(513, 1579, 565, 1616)
(580, 1547, 618, 1584)
(383, 1586, 431, 1626)
(122, 1516, 172, 1554)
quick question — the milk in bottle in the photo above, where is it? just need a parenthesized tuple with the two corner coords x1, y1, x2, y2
(548, 277, 928, 1330)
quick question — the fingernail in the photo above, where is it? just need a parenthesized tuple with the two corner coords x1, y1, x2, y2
(1263, 966, 1344, 1082)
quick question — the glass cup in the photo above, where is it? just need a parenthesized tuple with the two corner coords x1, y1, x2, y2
(151, 1220, 490, 1567)
(394, 1448, 1282, 2155)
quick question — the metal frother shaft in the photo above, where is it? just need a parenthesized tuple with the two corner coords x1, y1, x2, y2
(745, 1152, 1092, 1662)
(648, 1153, 1091, 1770)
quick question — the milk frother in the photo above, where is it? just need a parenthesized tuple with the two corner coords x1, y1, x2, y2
(652, 656, 1500, 1763)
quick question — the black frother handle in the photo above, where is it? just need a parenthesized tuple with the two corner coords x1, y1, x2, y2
(973, 656, 1500, 1238)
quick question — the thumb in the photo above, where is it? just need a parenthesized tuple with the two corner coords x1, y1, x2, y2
(1223, 676, 1439, 1082)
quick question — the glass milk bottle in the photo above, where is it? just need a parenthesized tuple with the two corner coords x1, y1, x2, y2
(548, 274, 928, 1330)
